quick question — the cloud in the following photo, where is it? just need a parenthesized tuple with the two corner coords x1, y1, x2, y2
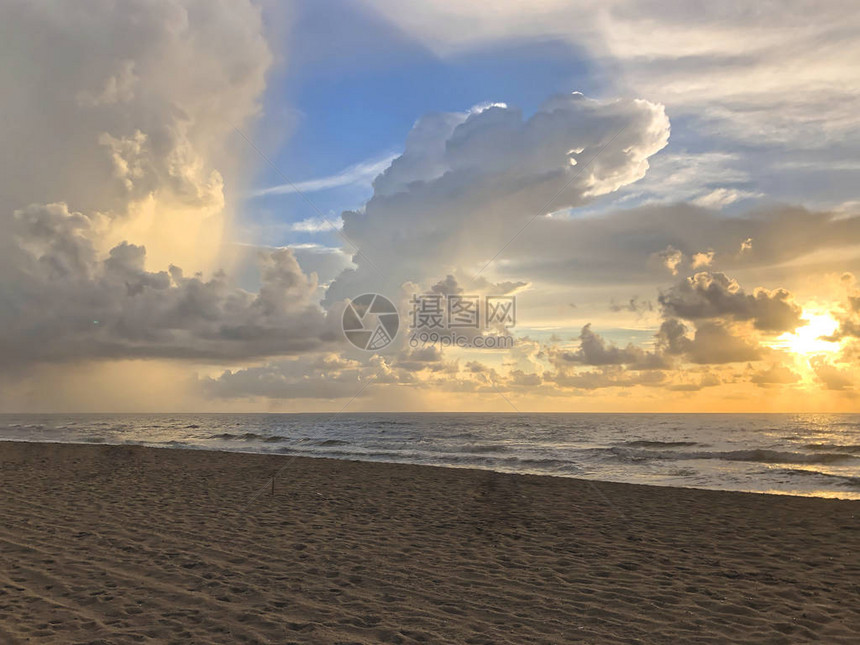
(556, 324, 666, 368)
(358, 2, 860, 219)
(658, 272, 803, 332)
(430, 274, 464, 295)
(371, 111, 485, 198)
(364, 0, 860, 147)
(654, 245, 683, 275)
(287, 244, 354, 285)
(324, 93, 669, 303)
(690, 250, 715, 269)
(692, 188, 762, 209)
(201, 346, 460, 400)
(810, 356, 854, 391)
(653, 293, 767, 365)
(394, 346, 452, 372)
(547, 366, 667, 390)
(666, 371, 722, 392)
(820, 275, 860, 342)
(0, 0, 273, 272)
(656, 319, 692, 356)
(479, 203, 860, 294)
(608, 296, 653, 315)
(289, 217, 343, 233)
(0, 203, 334, 366)
(751, 364, 801, 387)
(250, 152, 398, 197)
(0, 2, 354, 372)
(203, 354, 376, 400)
(682, 322, 762, 365)
(612, 151, 756, 208)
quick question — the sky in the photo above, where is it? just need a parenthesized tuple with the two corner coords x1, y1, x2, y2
(1, 0, 860, 412)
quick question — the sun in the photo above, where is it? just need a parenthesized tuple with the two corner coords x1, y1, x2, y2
(774, 313, 840, 356)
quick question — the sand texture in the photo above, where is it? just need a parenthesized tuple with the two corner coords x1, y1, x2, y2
(1, 441, 859, 644)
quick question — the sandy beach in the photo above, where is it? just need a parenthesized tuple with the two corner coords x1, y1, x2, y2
(1, 442, 858, 644)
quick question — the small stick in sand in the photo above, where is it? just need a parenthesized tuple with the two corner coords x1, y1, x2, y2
(271, 472, 276, 496)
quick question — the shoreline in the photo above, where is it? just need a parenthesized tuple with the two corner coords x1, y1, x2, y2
(2, 441, 859, 643)
(2, 437, 859, 501)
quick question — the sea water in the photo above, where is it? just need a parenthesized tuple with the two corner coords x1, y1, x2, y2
(2, 413, 859, 499)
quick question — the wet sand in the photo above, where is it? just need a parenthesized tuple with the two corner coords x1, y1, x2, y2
(1, 441, 858, 643)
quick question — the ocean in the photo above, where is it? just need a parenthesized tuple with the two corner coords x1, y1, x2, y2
(2, 413, 859, 499)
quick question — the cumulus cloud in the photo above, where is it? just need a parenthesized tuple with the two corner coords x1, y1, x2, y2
(0, 0, 272, 271)
(659, 272, 803, 332)
(654, 310, 762, 365)
(682, 322, 762, 365)
(201, 257, 818, 400)
(0, 203, 334, 366)
(325, 93, 669, 303)
(286, 245, 354, 286)
(0, 1, 352, 372)
(690, 250, 715, 269)
(394, 346, 453, 372)
(545, 270, 805, 391)
(556, 324, 666, 369)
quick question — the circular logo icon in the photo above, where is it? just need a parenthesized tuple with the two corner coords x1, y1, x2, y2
(342, 293, 399, 351)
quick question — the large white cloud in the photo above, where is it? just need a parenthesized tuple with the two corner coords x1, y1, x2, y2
(0, 0, 272, 271)
(358, 0, 860, 219)
(326, 93, 669, 303)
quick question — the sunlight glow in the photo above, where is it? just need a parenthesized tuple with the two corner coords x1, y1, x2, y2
(775, 313, 840, 356)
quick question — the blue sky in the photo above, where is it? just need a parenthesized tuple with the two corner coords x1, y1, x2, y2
(237, 0, 860, 258)
(241, 0, 605, 248)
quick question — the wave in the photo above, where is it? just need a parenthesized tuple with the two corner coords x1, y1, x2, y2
(804, 443, 860, 453)
(464, 443, 508, 453)
(619, 440, 700, 448)
(210, 432, 286, 443)
(273, 446, 574, 471)
(771, 468, 860, 489)
(607, 447, 860, 465)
